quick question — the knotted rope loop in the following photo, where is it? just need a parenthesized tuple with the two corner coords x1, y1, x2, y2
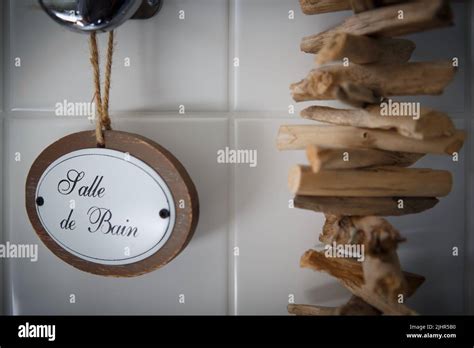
(89, 31, 114, 147)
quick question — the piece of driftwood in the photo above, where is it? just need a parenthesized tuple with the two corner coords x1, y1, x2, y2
(299, 0, 351, 14)
(295, 196, 439, 216)
(363, 251, 407, 302)
(301, 250, 424, 297)
(317, 33, 415, 65)
(321, 216, 359, 246)
(291, 61, 456, 102)
(306, 145, 423, 172)
(321, 214, 356, 244)
(277, 125, 465, 155)
(351, 0, 413, 13)
(350, 0, 377, 13)
(288, 165, 452, 197)
(356, 216, 404, 252)
(321, 215, 408, 301)
(356, 216, 408, 301)
(299, 0, 411, 15)
(301, 105, 455, 140)
(320, 215, 405, 246)
(336, 82, 381, 108)
(300, 250, 424, 315)
(288, 296, 381, 316)
(301, 0, 453, 53)
(287, 303, 338, 315)
(338, 295, 381, 315)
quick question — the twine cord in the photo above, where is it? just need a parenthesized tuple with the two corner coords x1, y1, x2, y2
(89, 31, 114, 146)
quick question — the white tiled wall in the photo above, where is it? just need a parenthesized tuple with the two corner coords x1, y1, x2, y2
(1, 0, 472, 315)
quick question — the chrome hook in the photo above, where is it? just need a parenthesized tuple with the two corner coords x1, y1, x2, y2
(39, 0, 163, 33)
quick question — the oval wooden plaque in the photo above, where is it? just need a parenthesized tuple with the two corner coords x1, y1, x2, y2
(26, 130, 199, 277)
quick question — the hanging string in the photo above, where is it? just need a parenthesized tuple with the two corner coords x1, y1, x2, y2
(89, 31, 114, 147)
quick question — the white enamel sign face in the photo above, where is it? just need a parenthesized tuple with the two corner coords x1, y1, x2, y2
(35, 148, 176, 265)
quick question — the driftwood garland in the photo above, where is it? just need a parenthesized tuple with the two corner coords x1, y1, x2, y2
(299, 0, 353, 15)
(282, 0, 463, 316)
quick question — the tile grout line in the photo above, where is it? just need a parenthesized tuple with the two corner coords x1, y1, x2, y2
(5, 108, 470, 119)
(4, 0, 11, 113)
(229, 0, 238, 113)
(3, 118, 12, 315)
(1, 0, 10, 316)
(3, 111, 327, 119)
(228, 112, 237, 316)
(227, 0, 237, 316)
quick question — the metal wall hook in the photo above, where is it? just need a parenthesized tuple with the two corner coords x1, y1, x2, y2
(39, 0, 163, 33)
(132, 0, 163, 20)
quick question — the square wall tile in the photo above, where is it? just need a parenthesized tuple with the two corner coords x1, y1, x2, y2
(5, 116, 229, 314)
(389, 119, 467, 314)
(234, 118, 352, 315)
(233, 0, 350, 112)
(9, 0, 229, 112)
